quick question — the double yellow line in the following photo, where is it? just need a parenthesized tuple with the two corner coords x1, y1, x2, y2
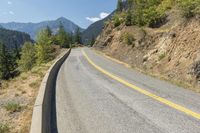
(82, 49, 200, 120)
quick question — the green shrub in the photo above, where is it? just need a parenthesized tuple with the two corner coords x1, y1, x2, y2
(121, 33, 135, 45)
(112, 14, 121, 27)
(4, 102, 21, 113)
(159, 53, 166, 60)
(125, 10, 133, 26)
(0, 123, 9, 133)
(29, 81, 39, 89)
(122, 0, 174, 27)
(158, 0, 174, 11)
(190, 60, 200, 80)
(18, 42, 36, 71)
(176, 0, 200, 18)
(133, 4, 167, 27)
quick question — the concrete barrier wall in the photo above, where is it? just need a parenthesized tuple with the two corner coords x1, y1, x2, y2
(30, 49, 71, 133)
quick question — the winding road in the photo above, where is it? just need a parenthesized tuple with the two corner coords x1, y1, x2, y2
(55, 48, 200, 133)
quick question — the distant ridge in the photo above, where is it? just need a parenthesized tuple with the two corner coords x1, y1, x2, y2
(82, 11, 115, 44)
(0, 17, 84, 40)
(0, 27, 33, 50)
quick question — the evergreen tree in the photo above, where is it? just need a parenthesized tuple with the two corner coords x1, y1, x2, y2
(117, 0, 123, 12)
(18, 42, 36, 71)
(125, 10, 133, 26)
(127, 0, 134, 9)
(0, 41, 15, 80)
(45, 25, 52, 37)
(74, 28, 82, 44)
(90, 35, 95, 47)
(69, 32, 74, 46)
(13, 42, 21, 60)
(36, 29, 55, 64)
(57, 23, 70, 48)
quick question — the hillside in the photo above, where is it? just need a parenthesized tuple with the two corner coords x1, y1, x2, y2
(0, 28, 32, 50)
(82, 11, 115, 44)
(0, 17, 84, 40)
(94, 0, 200, 91)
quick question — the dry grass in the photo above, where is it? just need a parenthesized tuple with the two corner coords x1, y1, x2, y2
(4, 102, 21, 113)
(0, 49, 67, 133)
(0, 123, 10, 133)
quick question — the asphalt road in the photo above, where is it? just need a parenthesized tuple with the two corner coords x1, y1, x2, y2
(56, 47, 200, 133)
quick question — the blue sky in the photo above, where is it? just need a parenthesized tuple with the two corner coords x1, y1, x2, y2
(0, 0, 117, 28)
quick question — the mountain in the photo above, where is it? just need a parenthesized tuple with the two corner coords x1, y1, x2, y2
(0, 17, 84, 40)
(0, 28, 33, 50)
(82, 11, 115, 44)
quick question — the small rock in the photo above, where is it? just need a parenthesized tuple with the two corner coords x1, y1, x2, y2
(170, 32, 176, 38)
(149, 49, 158, 55)
(143, 55, 148, 62)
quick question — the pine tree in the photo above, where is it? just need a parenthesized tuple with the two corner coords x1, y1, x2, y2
(90, 35, 95, 47)
(69, 32, 74, 45)
(74, 28, 82, 44)
(18, 42, 36, 71)
(57, 23, 70, 48)
(117, 0, 123, 12)
(125, 10, 133, 26)
(13, 42, 21, 60)
(127, 0, 134, 9)
(46, 25, 52, 37)
(0, 41, 15, 80)
(36, 29, 55, 64)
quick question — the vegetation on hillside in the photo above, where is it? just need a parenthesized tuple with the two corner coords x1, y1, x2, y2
(74, 27, 82, 44)
(0, 41, 16, 80)
(121, 32, 135, 45)
(0, 23, 76, 81)
(35, 28, 56, 64)
(18, 42, 36, 71)
(177, 0, 200, 18)
(0, 28, 32, 50)
(115, 0, 200, 28)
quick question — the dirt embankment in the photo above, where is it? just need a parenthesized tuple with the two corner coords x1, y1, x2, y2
(94, 10, 200, 92)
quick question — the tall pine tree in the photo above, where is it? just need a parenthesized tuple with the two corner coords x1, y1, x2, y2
(117, 0, 123, 12)
(74, 28, 82, 44)
(36, 29, 55, 64)
(46, 25, 52, 37)
(0, 41, 15, 80)
(57, 23, 70, 48)
(90, 35, 95, 47)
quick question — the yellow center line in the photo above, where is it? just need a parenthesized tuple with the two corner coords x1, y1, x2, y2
(82, 49, 200, 120)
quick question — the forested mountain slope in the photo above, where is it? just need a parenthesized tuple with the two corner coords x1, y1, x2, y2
(0, 28, 32, 50)
(82, 11, 115, 44)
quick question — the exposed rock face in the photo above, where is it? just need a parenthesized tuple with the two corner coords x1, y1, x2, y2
(94, 11, 200, 91)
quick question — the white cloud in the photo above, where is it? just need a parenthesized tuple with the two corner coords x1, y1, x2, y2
(86, 17, 100, 23)
(100, 12, 109, 19)
(86, 12, 110, 23)
(9, 11, 14, 15)
(8, 1, 12, 5)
